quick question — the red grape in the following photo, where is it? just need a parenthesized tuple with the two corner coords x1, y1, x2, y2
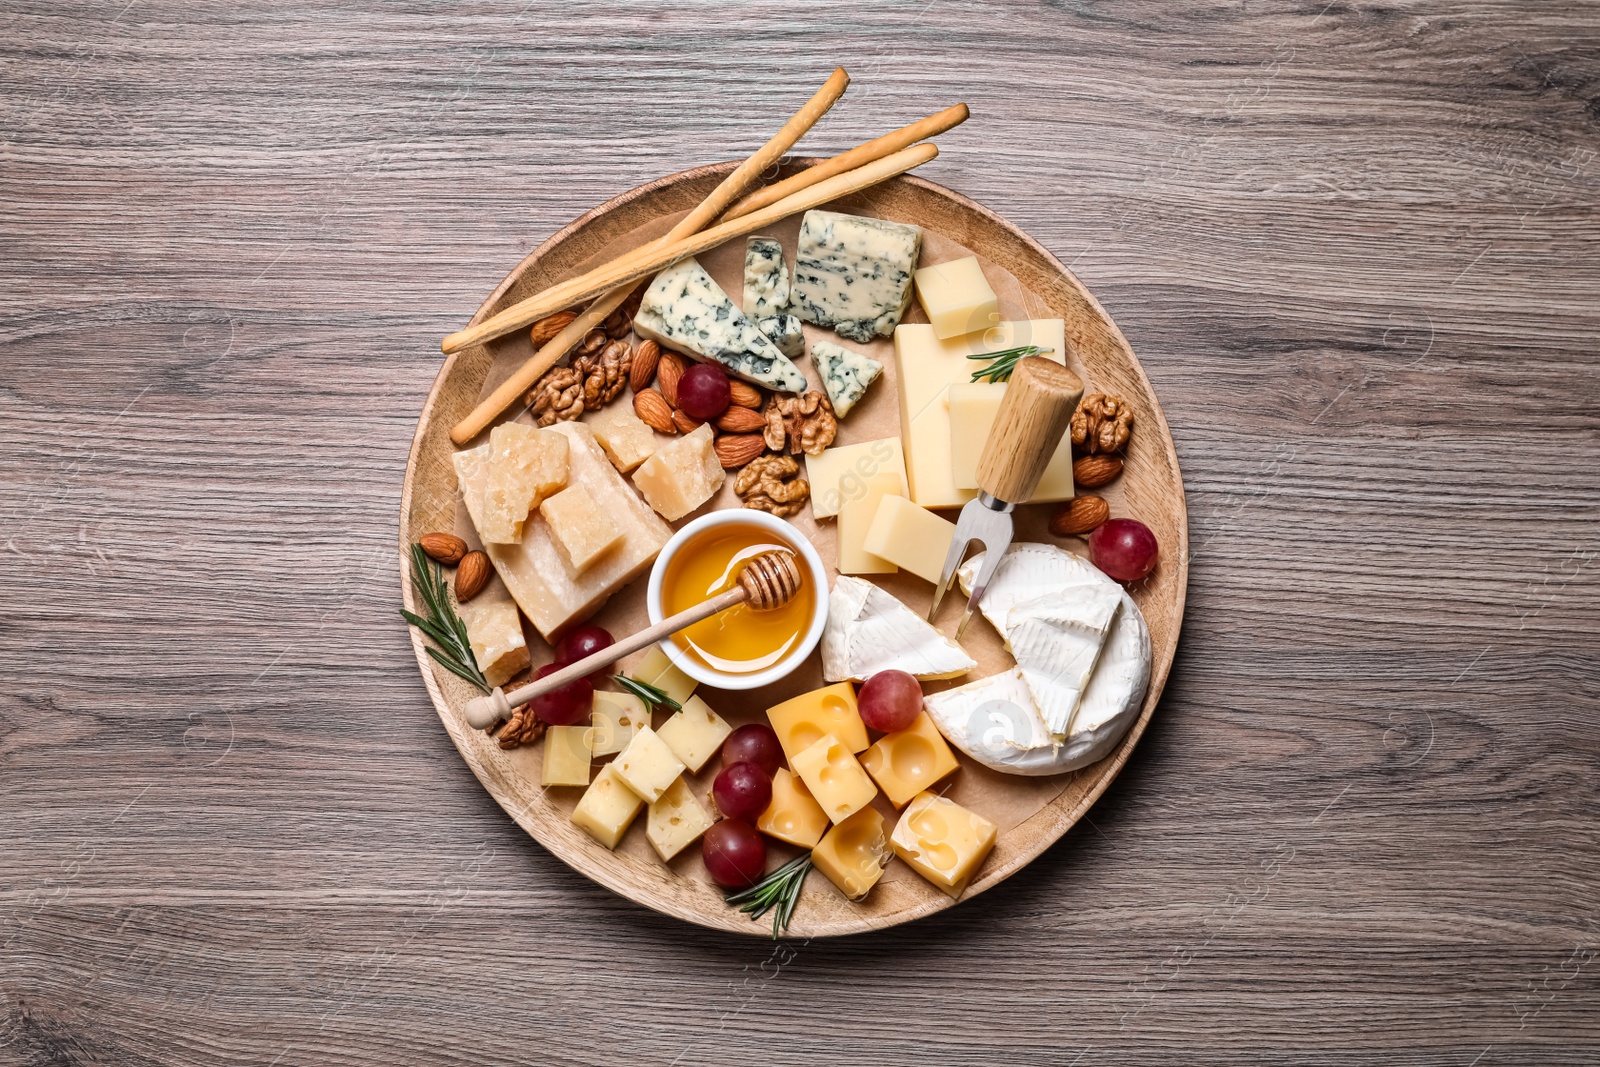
(676, 363, 731, 420)
(529, 663, 594, 726)
(1089, 518, 1159, 582)
(703, 819, 767, 888)
(713, 761, 772, 822)
(721, 724, 783, 776)
(553, 623, 614, 670)
(857, 670, 923, 733)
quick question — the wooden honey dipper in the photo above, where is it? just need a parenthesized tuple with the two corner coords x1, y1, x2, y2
(462, 550, 804, 730)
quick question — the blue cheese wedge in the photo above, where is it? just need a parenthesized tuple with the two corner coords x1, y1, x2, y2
(756, 313, 805, 358)
(791, 210, 923, 342)
(743, 237, 790, 316)
(635, 257, 807, 393)
(811, 340, 884, 418)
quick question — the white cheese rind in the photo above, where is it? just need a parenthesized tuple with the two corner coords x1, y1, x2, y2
(1005, 586, 1122, 735)
(791, 210, 923, 342)
(811, 340, 884, 419)
(634, 257, 807, 392)
(821, 575, 975, 682)
(743, 237, 790, 316)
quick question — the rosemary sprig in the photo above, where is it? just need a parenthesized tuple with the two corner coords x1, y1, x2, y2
(967, 344, 1055, 383)
(725, 853, 813, 938)
(400, 543, 490, 692)
(611, 673, 682, 713)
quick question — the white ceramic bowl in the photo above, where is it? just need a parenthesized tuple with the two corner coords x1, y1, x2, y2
(646, 509, 829, 691)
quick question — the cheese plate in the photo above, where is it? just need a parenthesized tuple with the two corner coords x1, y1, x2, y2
(400, 157, 1188, 936)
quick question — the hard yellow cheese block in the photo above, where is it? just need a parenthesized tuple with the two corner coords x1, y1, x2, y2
(589, 690, 650, 757)
(804, 437, 906, 519)
(454, 422, 671, 641)
(791, 733, 878, 825)
(655, 695, 731, 774)
(481, 423, 569, 543)
(893, 320, 1071, 508)
(811, 806, 888, 900)
(632, 422, 724, 522)
(859, 712, 960, 807)
(542, 725, 592, 788)
(646, 776, 715, 861)
(862, 495, 956, 585)
(571, 763, 644, 849)
(913, 256, 1000, 340)
(767, 682, 869, 759)
(454, 581, 530, 688)
(890, 791, 998, 898)
(947, 382, 1075, 498)
(633, 645, 698, 707)
(756, 768, 830, 849)
(612, 725, 685, 805)
(586, 401, 662, 472)
(836, 472, 902, 575)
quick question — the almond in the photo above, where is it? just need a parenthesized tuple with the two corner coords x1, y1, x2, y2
(672, 410, 704, 435)
(1073, 454, 1124, 489)
(715, 433, 768, 469)
(714, 405, 767, 433)
(419, 532, 468, 565)
(629, 339, 661, 393)
(528, 310, 578, 348)
(657, 351, 686, 408)
(1049, 495, 1110, 536)
(454, 550, 491, 601)
(728, 380, 764, 409)
(633, 388, 676, 434)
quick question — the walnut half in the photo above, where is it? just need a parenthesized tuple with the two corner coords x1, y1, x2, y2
(762, 390, 837, 457)
(734, 454, 810, 517)
(1070, 392, 1133, 454)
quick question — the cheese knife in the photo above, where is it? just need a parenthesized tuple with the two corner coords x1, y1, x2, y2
(929, 355, 1084, 638)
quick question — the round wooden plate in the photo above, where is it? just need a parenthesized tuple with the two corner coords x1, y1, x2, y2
(401, 159, 1188, 937)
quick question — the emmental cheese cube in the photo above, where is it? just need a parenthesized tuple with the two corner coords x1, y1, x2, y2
(805, 437, 906, 519)
(454, 581, 530, 687)
(540, 485, 623, 574)
(890, 791, 998, 898)
(589, 690, 650, 757)
(633, 645, 698, 707)
(836, 472, 901, 575)
(791, 733, 878, 825)
(862, 495, 956, 585)
(913, 255, 1000, 340)
(586, 401, 662, 473)
(481, 423, 569, 543)
(654, 695, 731, 773)
(811, 806, 888, 900)
(948, 382, 1075, 498)
(767, 682, 869, 759)
(571, 763, 644, 849)
(632, 422, 725, 522)
(612, 725, 685, 805)
(646, 776, 715, 861)
(859, 712, 959, 807)
(541, 725, 592, 788)
(757, 768, 830, 849)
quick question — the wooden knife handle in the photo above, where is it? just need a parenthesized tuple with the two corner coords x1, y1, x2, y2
(974, 356, 1085, 504)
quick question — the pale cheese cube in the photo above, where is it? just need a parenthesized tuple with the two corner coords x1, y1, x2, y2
(836, 473, 901, 575)
(540, 485, 623, 574)
(481, 423, 568, 543)
(791, 733, 878, 825)
(890, 791, 997, 897)
(631, 422, 724, 522)
(571, 763, 644, 850)
(612, 725, 686, 804)
(589, 690, 650, 757)
(586, 401, 662, 473)
(654, 695, 731, 773)
(811, 340, 883, 419)
(646, 776, 715, 861)
(633, 645, 698, 707)
(454, 581, 530, 687)
(863, 494, 956, 585)
(542, 725, 592, 788)
(913, 255, 1000, 340)
(804, 437, 906, 519)
(947, 382, 1075, 498)
(791, 210, 923, 342)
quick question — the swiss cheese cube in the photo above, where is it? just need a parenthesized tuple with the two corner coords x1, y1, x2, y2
(586, 401, 662, 473)
(767, 682, 869, 759)
(890, 791, 998, 898)
(757, 768, 830, 849)
(811, 806, 888, 900)
(836, 473, 901, 575)
(571, 763, 644, 849)
(632, 422, 725, 522)
(804, 437, 905, 519)
(589, 690, 650, 757)
(633, 645, 698, 708)
(646, 776, 715, 861)
(859, 712, 959, 807)
(913, 255, 1000, 340)
(541, 725, 592, 788)
(481, 423, 569, 543)
(947, 382, 1075, 498)
(540, 485, 623, 574)
(612, 725, 686, 805)
(654, 695, 732, 774)
(454, 582, 530, 687)
(791, 733, 878, 825)
(862, 494, 956, 585)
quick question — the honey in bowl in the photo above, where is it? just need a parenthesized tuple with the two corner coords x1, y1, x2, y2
(660, 523, 815, 675)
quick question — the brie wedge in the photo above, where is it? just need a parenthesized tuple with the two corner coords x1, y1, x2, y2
(821, 575, 976, 682)
(1005, 585, 1122, 735)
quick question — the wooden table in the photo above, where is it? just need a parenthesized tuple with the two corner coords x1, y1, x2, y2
(4, 3, 1596, 1063)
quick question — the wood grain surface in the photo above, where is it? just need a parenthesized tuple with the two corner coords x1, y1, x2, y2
(3, 2, 1597, 1063)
